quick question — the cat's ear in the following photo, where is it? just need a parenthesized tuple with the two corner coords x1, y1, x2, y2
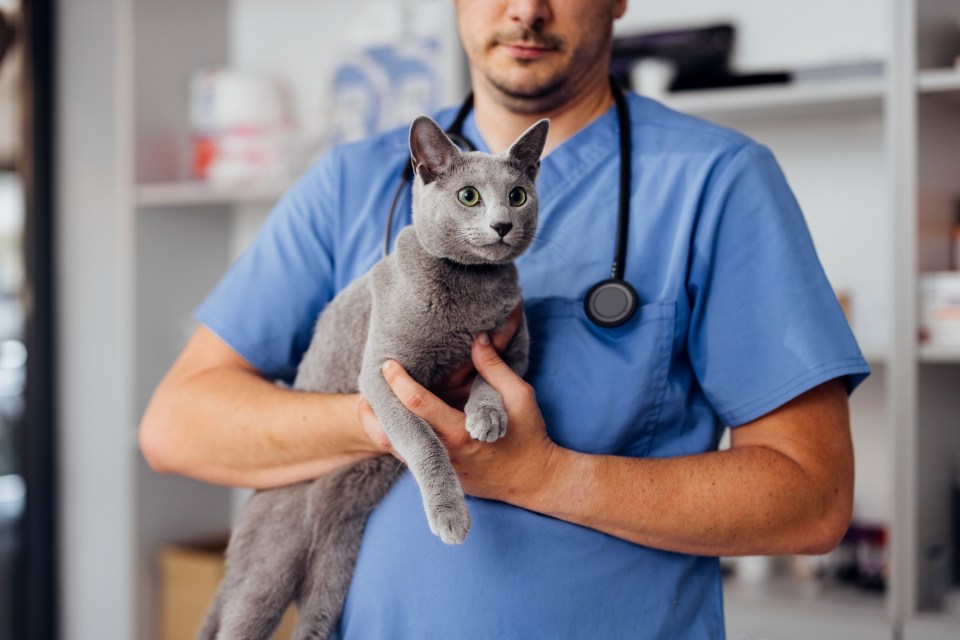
(409, 116, 461, 185)
(507, 119, 549, 181)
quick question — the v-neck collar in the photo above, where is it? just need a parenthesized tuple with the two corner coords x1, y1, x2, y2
(461, 102, 621, 210)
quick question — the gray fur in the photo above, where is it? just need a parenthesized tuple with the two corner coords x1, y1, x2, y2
(199, 116, 549, 640)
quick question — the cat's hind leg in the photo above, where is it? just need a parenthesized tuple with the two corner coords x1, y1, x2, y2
(198, 482, 313, 640)
(291, 456, 404, 640)
(195, 588, 224, 640)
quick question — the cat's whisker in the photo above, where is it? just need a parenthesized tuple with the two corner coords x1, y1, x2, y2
(526, 232, 577, 266)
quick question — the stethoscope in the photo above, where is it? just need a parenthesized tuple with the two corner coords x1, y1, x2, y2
(384, 76, 639, 328)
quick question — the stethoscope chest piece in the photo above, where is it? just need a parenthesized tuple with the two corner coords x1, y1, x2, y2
(585, 278, 639, 328)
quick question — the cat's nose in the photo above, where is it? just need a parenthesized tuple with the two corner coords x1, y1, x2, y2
(491, 222, 513, 238)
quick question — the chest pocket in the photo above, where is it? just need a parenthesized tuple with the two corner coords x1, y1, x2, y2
(524, 297, 676, 457)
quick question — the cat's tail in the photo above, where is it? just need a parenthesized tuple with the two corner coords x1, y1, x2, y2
(197, 481, 314, 640)
(291, 455, 406, 640)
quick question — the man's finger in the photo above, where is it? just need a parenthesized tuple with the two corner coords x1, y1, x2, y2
(471, 333, 530, 405)
(381, 360, 464, 436)
(357, 397, 399, 458)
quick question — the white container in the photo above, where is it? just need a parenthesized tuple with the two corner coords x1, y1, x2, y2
(630, 59, 676, 101)
(188, 68, 295, 184)
(920, 271, 960, 346)
(328, 39, 443, 147)
(189, 68, 287, 133)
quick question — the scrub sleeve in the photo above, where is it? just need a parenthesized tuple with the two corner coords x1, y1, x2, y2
(686, 142, 869, 427)
(194, 149, 342, 384)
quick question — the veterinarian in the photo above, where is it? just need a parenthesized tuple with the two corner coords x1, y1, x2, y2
(140, 1, 870, 637)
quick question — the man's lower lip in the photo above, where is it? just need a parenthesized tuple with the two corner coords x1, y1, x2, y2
(500, 44, 552, 60)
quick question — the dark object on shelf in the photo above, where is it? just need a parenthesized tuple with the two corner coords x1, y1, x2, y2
(610, 23, 791, 93)
(834, 523, 888, 593)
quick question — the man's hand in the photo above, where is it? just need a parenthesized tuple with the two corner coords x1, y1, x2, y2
(357, 330, 563, 505)
(430, 302, 524, 408)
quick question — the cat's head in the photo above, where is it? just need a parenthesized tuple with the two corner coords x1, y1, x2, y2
(408, 115, 549, 265)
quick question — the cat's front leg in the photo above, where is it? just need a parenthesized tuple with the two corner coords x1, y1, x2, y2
(464, 377, 508, 443)
(464, 315, 529, 443)
(359, 364, 470, 545)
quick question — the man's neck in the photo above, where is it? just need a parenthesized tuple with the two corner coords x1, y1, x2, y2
(471, 72, 615, 156)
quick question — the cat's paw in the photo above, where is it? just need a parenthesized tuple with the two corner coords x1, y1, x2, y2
(428, 499, 471, 545)
(466, 405, 508, 443)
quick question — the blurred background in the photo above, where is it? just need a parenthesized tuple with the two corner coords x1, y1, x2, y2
(1, 0, 957, 638)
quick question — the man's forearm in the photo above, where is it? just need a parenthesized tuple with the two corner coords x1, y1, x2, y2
(373, 332, 854, 559)
(517, 444, 847, 557)
(140, 366, 376, 489)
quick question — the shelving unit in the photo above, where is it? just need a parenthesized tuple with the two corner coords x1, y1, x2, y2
(54, 0, 960, 639)
(905, 1, 960, 638)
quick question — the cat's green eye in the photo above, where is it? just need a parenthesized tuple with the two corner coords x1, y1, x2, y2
(457, 186, 480, 207)
(509, 186, 527, 207)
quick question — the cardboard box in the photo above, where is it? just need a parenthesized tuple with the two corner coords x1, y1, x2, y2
(159, 538, 297, 640)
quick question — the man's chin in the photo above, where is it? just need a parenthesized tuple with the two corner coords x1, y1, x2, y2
(486, 69, 566, 105)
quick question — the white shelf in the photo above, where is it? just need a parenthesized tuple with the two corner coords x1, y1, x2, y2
(724, 576, 892, 640)
(136, 179, 291, 209)
(904, 612, 960, 640)
(918, 343, 960, 363)
(724, 575, 886, 616)
(918, 68, 960, 94)
(659, 76, 885, 119)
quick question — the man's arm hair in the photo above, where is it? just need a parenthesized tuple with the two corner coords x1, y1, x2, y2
(528, 379, 854, 556)
(139, 325, 377, 489)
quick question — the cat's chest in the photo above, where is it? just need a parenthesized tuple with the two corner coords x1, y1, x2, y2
(366, 256, 519, 383)
(373, 263, 519, 333)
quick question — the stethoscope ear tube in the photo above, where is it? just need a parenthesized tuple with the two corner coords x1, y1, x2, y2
(584, 77, 638, 328)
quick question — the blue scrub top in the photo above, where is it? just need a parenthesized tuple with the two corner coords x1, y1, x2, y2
(195, 93, 870, 639)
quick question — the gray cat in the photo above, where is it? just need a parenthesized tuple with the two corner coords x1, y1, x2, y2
(198, 115, 549, 640)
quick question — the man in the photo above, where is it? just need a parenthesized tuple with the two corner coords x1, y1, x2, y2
(140, 1, 869, 637)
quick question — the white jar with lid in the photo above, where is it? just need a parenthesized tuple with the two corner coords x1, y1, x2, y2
(920, 271, 960, 346)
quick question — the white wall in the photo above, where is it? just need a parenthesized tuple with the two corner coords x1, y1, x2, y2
(228, 0, 463, 138)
